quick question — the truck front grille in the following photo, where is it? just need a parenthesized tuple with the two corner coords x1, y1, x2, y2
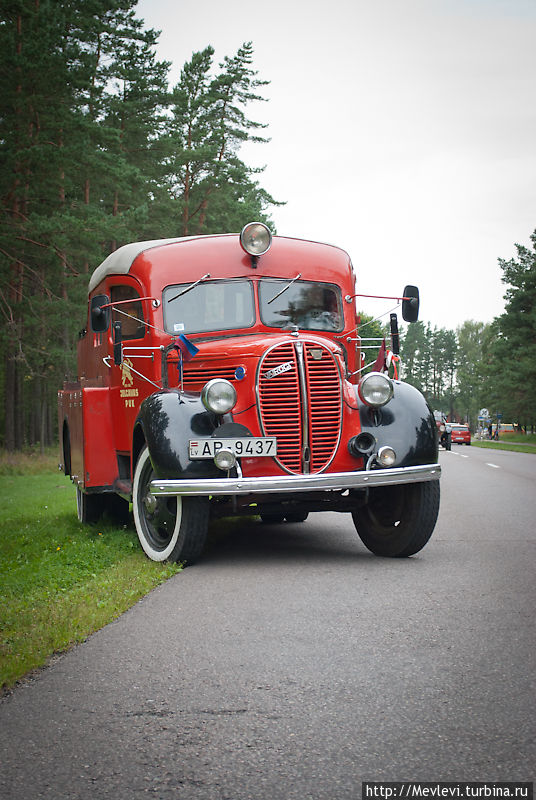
(258, 341, 342, 474)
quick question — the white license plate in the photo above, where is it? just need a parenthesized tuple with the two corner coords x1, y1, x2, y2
(189, 437, 277, 459)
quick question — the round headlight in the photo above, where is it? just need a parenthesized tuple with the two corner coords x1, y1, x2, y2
(240, 222, 272, 256)
(201, 379, 237, 414)
(358, 372, 394, 407)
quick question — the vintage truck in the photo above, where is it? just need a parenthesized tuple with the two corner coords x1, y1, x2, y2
(58, 223, 441, 564)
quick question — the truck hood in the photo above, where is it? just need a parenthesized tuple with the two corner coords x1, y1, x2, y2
(187, 330, 345, 361)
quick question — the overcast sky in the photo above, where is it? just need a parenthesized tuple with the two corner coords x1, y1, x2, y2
(136, 0, 536, 330)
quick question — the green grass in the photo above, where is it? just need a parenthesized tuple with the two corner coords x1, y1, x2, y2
(470, 433, 536, 454)
(0, 458, 181, 690)
(471, 440, 536, 453)
(499, 433, 536, 445)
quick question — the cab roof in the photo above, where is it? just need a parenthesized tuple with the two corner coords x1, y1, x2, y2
(88, 233, 352, 295)
(88, 236, 196, 293)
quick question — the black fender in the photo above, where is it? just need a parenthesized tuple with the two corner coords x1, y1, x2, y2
(358, 380, 439, 467)
(135, 389, 221, 480)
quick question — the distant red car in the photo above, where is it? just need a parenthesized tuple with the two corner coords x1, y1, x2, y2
(450, 424, 471, 445)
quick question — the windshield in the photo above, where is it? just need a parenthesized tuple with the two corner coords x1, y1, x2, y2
(259, 279, 343, 332)
(162, 280, 255, 334)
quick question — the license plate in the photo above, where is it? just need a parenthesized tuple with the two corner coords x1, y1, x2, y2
(189, 437, 277, 459)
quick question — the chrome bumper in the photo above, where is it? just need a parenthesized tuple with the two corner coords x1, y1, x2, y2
(150, 463, 441, 497)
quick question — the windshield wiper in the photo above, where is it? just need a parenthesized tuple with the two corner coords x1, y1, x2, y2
(267, 273, 302, 304)
(167, 273, 211, 303)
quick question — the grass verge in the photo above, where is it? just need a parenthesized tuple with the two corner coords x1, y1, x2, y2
(471, 434, 536, 454)
(0, 461, 181, 691)
(471, 440, 536, 453)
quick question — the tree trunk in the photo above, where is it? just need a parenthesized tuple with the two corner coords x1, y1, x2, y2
(15, 364, 23, 450)
(39, 378, 47, 455)
(4, 352, 16, 451)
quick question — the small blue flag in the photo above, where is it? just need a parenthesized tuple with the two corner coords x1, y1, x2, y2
(175, 333, 199, 362)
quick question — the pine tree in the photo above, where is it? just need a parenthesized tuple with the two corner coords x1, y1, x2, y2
(485, 230, 536, 429)
(0, 8, 280, 450)
(0, 1, 172, 449)
(400, 321, 428, 393)
(164, 42, 280, 236)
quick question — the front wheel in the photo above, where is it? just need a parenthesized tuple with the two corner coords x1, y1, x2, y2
(352, 480, 440, 557)
(133, 446, 209, 564)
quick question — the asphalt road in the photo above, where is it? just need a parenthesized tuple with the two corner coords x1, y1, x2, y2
(1, 446, 535, 800)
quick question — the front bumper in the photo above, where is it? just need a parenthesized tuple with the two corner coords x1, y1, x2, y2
(150, 463, 441, 497)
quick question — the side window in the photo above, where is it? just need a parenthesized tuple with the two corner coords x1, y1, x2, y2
(111, 286, 146, 340)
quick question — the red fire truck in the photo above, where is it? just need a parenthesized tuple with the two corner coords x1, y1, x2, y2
(58, 223, 441, 564)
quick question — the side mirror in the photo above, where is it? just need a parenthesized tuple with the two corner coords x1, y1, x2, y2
(90, 294, 110, 332)
(113, 321, 123, 365)
(402, 285, 419, 322)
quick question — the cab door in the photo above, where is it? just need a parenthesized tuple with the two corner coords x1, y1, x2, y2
(107, 282, 152, 455)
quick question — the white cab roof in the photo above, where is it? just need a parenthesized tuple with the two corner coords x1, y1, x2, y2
(88, 238, 188, 294)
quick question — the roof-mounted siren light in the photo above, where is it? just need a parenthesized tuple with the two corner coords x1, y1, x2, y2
(240, 222, 272, 268)
(402, 285, 420, 322)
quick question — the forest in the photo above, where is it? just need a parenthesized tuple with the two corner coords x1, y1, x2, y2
(1, 1, 535, 451)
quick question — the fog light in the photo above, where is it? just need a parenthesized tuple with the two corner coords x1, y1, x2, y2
(214, 449, 236, 471)
(201, 378, 237, 414)
(378, 446, 396, 467)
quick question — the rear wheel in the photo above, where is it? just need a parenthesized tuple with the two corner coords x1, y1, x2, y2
(133, 446, 209, 564)
(76, 487, 107, 523)
(105, 493, 131, 524)
(352, 480, 440, 557)
(76, 488, 130, 525)
(260, 512, 285, 524)
(62, 425, 71, 475)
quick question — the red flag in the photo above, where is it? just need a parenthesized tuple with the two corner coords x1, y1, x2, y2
(372, 339, 387, 372)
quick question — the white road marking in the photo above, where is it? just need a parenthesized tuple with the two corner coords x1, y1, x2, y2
(486, 463, 500, 469)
